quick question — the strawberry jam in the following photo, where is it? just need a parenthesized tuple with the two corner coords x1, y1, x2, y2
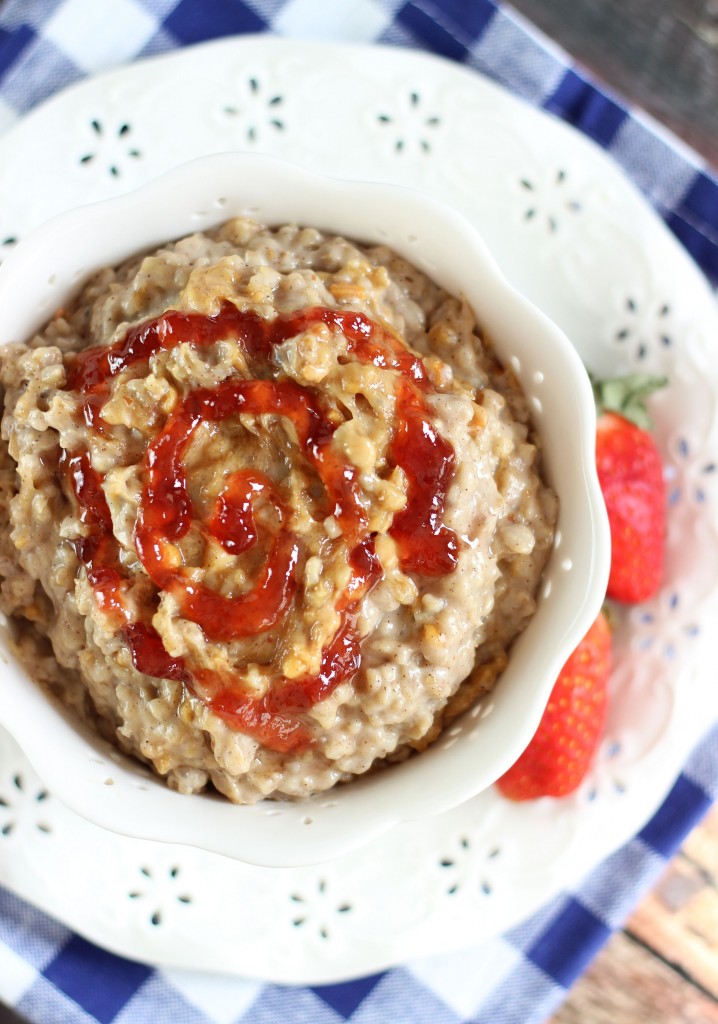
(63, 304, 459, 751)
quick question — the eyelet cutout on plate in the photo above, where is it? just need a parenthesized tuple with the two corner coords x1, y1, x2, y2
(288, 877, 354, 939)
(609, 294, 675, 367)
(667, 433, 718, 509)
(631, 586, 701, 662)
(437, 836, 501, 897)
(78, 117, 142, 178)
(376, 89, 441, 155)
(518, 168, 582, 233)
(0, 771, 52, 837)
(0, 234, 18, 265)
(127, 863, 193, 928)
(221, 76, 285, 143)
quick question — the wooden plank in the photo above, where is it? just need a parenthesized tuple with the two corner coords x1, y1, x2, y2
(626, 806, 718, 998)
(627, 858, 718, 997)
(0, 1008, 24, 1024)
(550, 930, 718, 1023)
(683, 801, 718, 876)
(508, 0, 718, 164)
(552, 804, 718, 1021)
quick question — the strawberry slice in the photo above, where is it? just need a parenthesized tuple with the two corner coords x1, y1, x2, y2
(593, 374, 667, 603)
(497, 611, 611, 801)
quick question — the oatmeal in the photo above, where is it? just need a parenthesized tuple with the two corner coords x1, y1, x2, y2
(0, 219, 556, 803)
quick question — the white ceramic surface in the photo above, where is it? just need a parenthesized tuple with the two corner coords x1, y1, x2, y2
(0, 149, 607, 867)
(0, 37, 715, 982)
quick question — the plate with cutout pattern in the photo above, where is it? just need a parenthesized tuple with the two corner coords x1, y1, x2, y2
(0, 36, 717, 983)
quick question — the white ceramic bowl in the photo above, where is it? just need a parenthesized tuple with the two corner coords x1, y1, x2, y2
(0, 152, 610, 867)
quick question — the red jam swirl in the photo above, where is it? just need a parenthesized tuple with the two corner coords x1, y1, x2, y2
(63, 303, 459, 752)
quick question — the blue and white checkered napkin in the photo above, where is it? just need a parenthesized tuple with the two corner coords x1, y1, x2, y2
(1, 2, 717, 1022)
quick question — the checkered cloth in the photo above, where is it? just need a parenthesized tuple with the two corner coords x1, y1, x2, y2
(0, 2, 717, 1022)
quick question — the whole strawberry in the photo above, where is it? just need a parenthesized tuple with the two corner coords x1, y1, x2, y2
(593, 374, 667, 603)
(497, 611, 611, 801)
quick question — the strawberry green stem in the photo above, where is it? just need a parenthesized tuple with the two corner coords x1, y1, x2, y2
(591, 373, 668, 431)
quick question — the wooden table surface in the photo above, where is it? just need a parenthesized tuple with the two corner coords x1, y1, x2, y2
(510, 0, 718, 167)
(549, 805, 718, 1022)
(0, 3, 716, 1024)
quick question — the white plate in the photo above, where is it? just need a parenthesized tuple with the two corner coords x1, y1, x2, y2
(0, 37, 717, 984)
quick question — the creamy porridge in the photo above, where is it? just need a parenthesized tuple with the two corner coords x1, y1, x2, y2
(0, 219, 556, 803)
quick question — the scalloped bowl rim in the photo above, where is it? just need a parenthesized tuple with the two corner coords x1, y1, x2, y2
(0, 152, 610, 866)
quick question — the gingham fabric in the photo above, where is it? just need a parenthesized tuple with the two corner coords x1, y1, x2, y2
(0, 2, 717, 1022)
